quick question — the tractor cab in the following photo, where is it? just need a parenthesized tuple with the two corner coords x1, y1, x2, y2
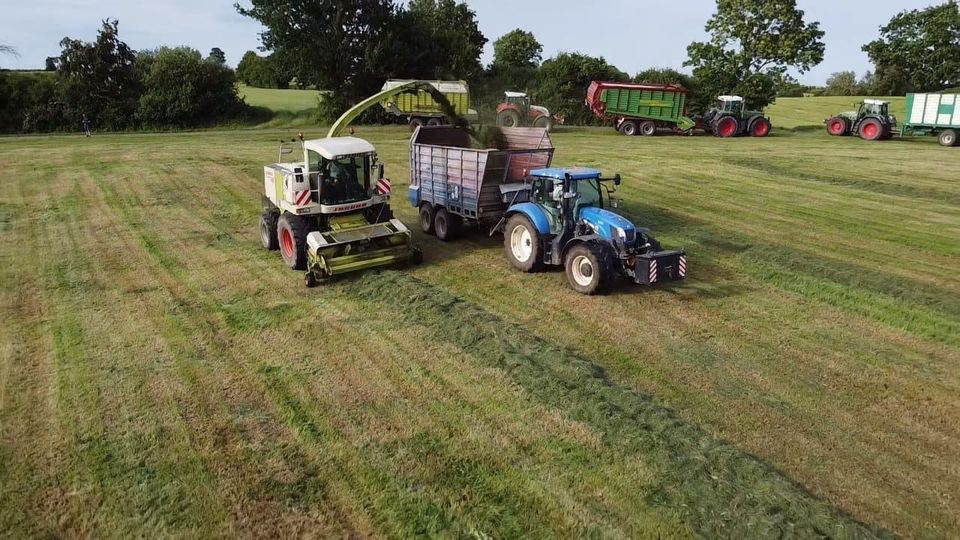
(859, 99, 889, 118)
(717, 95, 744, 115)
(504, 91, 531, 112)
(526, 167, 622, 235)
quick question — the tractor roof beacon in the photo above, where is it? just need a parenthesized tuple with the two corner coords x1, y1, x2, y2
(260, 133, 420, 287)
(499, 167, 687, 294)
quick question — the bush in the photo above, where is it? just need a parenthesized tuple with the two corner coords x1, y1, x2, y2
(0, 71, 64, 132)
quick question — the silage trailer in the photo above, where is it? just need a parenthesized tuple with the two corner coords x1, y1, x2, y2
(380, 79, 479, 129)
(902, 93, 960, 146)
(586, 81, 697, 135)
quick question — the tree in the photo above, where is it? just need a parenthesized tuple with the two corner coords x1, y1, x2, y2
(237, 0, 396, 108)
(57, 19, 142, 130)
(685, 0, 825, 109)
(824, 71, 858, 96)
(536, 53, 628, 125)
(492, 30, 542, 69)
(137, 47, 243, 127)
(863, 1, 960, 94)
(208, 47, 227, 65)
(45, 57, 60, 71)
(397, 0, 487, 79)
(236, 50, 289, 88)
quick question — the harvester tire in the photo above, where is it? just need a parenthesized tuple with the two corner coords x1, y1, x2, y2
(260, 212, 279, 250)
(859, 118, 883, 141)
(750, 118, 771, 137)
(564, 243, 613, 295)
(533, 115, 553, 131)
(938, 129, 957, 147)
(497, 110, 521, 128)
(619, 121, 638, 136)
(504, 214, 543, 272)
(304, 272, 318, 288)
(277, 213, 310, 270)
(419, 203, 436, 234)
(826, 117, 848, 136)
(434, 208, 461, 241)
(639, 121, 656, 136)
(715, 116, 739, 138)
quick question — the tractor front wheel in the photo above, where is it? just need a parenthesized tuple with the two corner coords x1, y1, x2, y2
(826, 117, 848, 136)
(859, 118, 883, 141)
(277, 214, 311, 270)
(751, 118, 771, 137)
(419, 203, 436, 234)
(533, 115, 553, 131)
(715, 116, 739, 138)
(938, 129, 958, 147)
(639, 121, 656, 136)
(260, 212, 279, 250)
(497, 110, 521, 128)
(619, 120, 638, 136)
(504, 214, 543, 272)
(564, 243, 613, 295)
(434, 207, 462, 241)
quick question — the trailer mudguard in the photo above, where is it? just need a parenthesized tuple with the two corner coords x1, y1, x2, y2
(505, 203, 551, 235)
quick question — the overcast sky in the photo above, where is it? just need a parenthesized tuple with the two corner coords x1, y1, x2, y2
(0, 0, 944, 84)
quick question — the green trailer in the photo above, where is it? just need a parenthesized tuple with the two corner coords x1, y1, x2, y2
(902, 93, 960, 146)
(586, 81, 696, 136)
(380, 79, 478, 129)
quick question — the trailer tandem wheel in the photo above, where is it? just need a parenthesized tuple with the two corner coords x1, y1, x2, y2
(939, 129, 958, 147)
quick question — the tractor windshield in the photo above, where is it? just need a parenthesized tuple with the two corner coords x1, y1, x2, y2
(573, 179, 603, 212)
(319, 155, 370, 205)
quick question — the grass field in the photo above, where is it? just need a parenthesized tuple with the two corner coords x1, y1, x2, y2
(239, 84, 323, 113)
(1, 109, 958, 537)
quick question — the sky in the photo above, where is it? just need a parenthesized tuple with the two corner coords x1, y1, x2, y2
(0, 0, 945, 84)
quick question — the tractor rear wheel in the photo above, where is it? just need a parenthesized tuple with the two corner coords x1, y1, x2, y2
(409, 117, 425, 130)
(826, 117, 848, 136)
(859, 118, 883, 141)
(715, 116, 739, 138)
(564, 243, 613, 295)
(639, 121, 656, 136)
(419, 203, 436, 235)
(260, 212, 279, 250)
(504, 214, 543, 272)
(938, 129, 958, 147)
(750, 118, 771, 137)
(427, 117, 442, 126)
(533, 115, 553, 131)
(619, 120, 638, 136)
(497, 110, 521, 128)
(434, 207, 462, 241)
(277, 213, 311, 270)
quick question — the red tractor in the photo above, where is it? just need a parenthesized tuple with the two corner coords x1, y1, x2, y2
(496, 92, 562, 131)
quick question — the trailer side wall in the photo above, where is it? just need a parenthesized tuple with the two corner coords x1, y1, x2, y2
(904, 93, 960, 128)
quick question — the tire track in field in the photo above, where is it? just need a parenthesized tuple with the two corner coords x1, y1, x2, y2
(337, 270, 892, 539)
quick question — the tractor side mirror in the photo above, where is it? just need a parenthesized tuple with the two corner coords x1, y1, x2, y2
(614, 174, 621, 186)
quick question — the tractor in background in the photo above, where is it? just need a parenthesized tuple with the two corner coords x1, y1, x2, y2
(702, 96, 771, 138)
(500, 168, 686, 294)
(825, 99, 897, 141)
(496, 92, 561, 131)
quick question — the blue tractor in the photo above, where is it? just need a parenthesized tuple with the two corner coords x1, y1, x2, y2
(500, 167, 686, 294)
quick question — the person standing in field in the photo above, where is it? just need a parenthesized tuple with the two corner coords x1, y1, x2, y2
(81, 114, 91, 137)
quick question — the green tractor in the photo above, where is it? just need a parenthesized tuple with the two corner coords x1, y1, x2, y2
(825, 99, 897, 141)
(702, 96, 771, 138)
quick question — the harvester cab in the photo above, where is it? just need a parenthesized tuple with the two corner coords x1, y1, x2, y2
(501, 167, 686, 294)
(260, 135, 420, 287)
(704, 95, 771, 138)
(825, 99, 897, 140)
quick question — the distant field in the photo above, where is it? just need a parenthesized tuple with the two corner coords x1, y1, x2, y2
(1, 120, 958, 535)
(238, 84, 322, 113)
(767, 96, 908, 129)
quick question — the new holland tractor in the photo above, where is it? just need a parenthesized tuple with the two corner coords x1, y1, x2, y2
(824, 99, 897, 141)
(702, 96, 771, 137)
(496, 92, 561, 131)
(499, 167, 686, 294)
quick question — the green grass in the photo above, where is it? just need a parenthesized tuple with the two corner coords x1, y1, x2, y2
(238, 84, 323, 113)
(1, 101, 958, 538)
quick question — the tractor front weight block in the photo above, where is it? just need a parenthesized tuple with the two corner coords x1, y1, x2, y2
(631, 250, 687, 285)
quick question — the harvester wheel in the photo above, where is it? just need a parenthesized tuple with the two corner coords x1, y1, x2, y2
(859, 118, 883, 141)
(533, 115, 553, 131)
(564, 243, 613, 295)
(497, 109, 521, 128)
(260, 212, 279, 250)
(304, 272, 318, 288)
(504, 214, 543, 272)
(619, 121, 638, 136)
(434, 208, 462, 241)
(277, 213, 310, 270)
(715, 116, 739, 138)
(938, 129, 957, 147)
(427, 118, 442, 126)
(750, 118, 771, 137)
(826, 117, 848, 136)
(419, 203, 436, 234)
(639, 121, 656, 136)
